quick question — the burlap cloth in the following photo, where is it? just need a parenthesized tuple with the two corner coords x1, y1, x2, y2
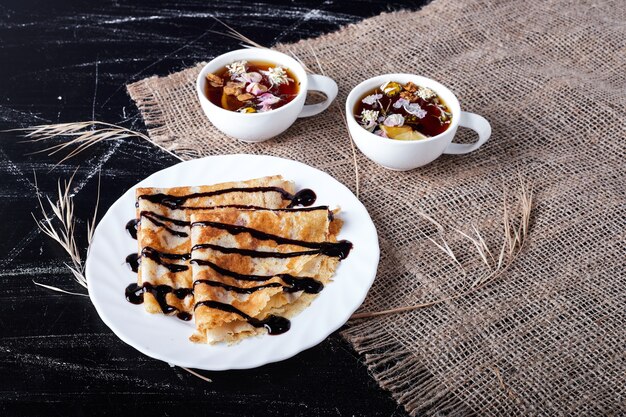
(127, 0, 625, 415)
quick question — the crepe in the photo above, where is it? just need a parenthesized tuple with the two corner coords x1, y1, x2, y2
(189, 206, 344, 344)
(134, 175, 295, 315)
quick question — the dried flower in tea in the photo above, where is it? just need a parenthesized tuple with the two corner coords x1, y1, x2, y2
(261, 66, 292, 87)
(236, 71, 262, 84)
(246, 82, 268, 95)
(362, 93, 383, 106)
(257, 93, 281, 112)
(383, 113, 405, 127)
(416, 86, 437, 101)
(404, 103, 427, 119)
(380, 81, 402, 96)
(223, 81, 245, 96)
(226, 60, 247, 78)
(205, 73, 223, 88)
(360, 109, 379, 131)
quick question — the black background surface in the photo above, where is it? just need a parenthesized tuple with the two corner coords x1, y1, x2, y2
(0, 1, 428, 415)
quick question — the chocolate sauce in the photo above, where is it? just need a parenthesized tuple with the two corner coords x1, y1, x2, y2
(140, 211, 189, 226)
(191, 221, 353, 259)
(134, 208, 333, 239)
(280, 274, 324, 293)
(177, 205, 328, 212)
(125, 283, 144, 304)
(288, 189, 317, 208)
(194, 300, 291, 335)
(125, 219, 139, 240)
(125, 207, 329, 238)
(193, 279, 282, 294)
(141, 247, 189, 260)
(173, 287, 193, 299)
(125, 282, 192, 319)
(125, 253, 141, 273)
(191, 243, 320, 258)
(138, 186, 316, 209)
(141, 211, 188, 237)
(145, 283, 177, 314)
(128, 281, 291, 331)
(177, 312, 192, 321)
(141, 247, 189, 273)
(190, 259, 323, 294)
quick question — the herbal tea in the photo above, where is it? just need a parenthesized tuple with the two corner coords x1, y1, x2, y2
(205, 60, 299, 113)
(353, 81, 452, 140)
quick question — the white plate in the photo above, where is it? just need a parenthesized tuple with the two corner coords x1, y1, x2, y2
(86, 154, 379, 370)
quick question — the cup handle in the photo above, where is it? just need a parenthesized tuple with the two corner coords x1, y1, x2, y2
(297, 74, 338, 118)
(443, 112, 491, 155)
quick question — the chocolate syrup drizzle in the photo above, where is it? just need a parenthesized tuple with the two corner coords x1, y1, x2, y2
(141, 247, 189, 272)
(287, 189, 316, 208)
(180, 204, 329, 213)
(138, 187, 316, 209)
(125, 247, 190, 273)
(193, 279, 282, 294)
(125, 253, 140, 273)
(176, 312, 192, 321)
(191, 259, 324, 294)
(125, 206, 332, 240)
(125, 282, 192, 321)
(140, 210, 189, 226)
(140, 211, 188, 237)
(192, 221, 353, 259)
(124, 283, 144, 304)
(192, 244, 321, 258)
(194, 300, 291, 335)
(125, 219, 139, 239)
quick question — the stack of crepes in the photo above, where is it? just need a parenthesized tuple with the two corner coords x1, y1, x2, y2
(132, 175, 346, 343)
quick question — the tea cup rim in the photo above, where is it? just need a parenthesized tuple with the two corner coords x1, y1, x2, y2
(196, 47, 307, 118)
(345, 73, 461, 145)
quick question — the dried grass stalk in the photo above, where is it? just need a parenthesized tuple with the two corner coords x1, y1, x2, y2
(351, 181, 533, 320)
(490, 365, 518, 400)
(179, 366, 213, 383)
(6, 121, 150, 166)
(32, 169, 101, 295)
(209, 16, 266, 50)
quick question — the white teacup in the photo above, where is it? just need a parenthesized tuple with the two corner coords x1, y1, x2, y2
(346, 74, 491, 170)
(197, 48, 338, 143)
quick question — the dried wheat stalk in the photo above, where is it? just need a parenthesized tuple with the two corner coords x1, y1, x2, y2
(490, 365, 518, 400)
(179, 366, 213, 382)
(6, 121, 150, 166)
(209, 16, 266, 50)
(351, 180, 533, 320)
(31, 169, 101, 296)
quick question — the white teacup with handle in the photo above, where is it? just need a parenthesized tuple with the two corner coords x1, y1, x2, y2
(346, 74, 491, 170)
(197, 48, 338, 143)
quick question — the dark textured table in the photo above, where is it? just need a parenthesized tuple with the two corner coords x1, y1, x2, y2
(0, 1, 428, 415)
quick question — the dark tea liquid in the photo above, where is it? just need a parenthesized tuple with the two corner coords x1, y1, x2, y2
(205, 61, 299, 112)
